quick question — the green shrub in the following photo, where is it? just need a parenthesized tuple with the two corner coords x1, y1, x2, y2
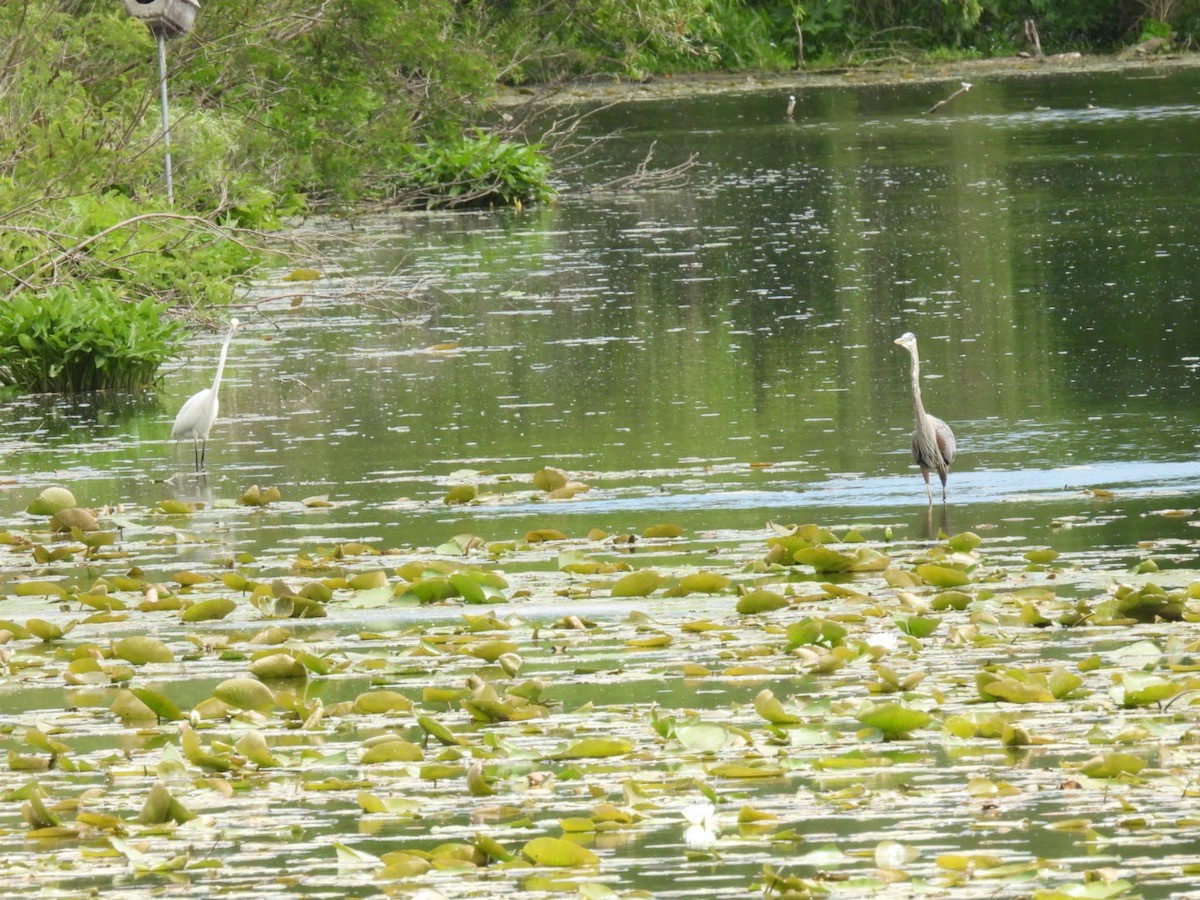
(397, 131, 554, 208)
(0, 286, 186, 392)
(0, 193, 260, 310)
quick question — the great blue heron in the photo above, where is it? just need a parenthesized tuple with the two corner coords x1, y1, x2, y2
(171, 317, 239, 471)
(894, 332, 956, 505)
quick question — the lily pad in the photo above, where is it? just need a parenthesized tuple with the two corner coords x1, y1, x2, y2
(754, 689, 804, 725)
(855, 702, 933, 737)
(521, 837, 599, 868)
(558, 738, 634, 759)
(112, 636, 174, 665)
(611, 570, 663, 598)
(181, 597, 236, 623)
(915, 564, 971, 587)
(212, 677, 275, 712)
(642, 523, 683, 539)
(736, 590, 787, 614)
(26, 487, 77, 516)
(532, 466, 569, 492)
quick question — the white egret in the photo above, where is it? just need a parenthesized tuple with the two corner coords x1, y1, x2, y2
(894, 332, 956, 505)
(171, 317, 239, 471)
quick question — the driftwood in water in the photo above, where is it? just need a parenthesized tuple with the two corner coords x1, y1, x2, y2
(926, 82, 972, 115)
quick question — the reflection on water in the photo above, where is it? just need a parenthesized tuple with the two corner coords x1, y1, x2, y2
(2, 66, 1199, 558)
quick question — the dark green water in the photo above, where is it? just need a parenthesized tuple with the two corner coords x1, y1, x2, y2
(4, 65, 1200, 556)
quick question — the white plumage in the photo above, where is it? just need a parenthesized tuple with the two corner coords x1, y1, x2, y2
(172, 317, 239, 471)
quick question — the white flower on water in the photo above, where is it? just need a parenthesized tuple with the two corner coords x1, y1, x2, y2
(681, 801, 718, 847)
(864, 630, 900, 651)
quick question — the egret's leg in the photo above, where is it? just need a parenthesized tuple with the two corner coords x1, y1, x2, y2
(193, 441, 201, 472)
(200, 440, 207, 471)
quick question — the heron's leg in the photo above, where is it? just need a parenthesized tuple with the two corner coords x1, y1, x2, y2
(921, 468, 933, 506)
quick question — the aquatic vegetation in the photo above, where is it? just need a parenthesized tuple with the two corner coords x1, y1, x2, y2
(0, 492, 1198, 897)
(0, 287, 185, 392)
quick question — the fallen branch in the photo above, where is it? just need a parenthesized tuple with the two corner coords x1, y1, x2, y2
(579, 141, 700, 195)
(926, 81, 973, 114)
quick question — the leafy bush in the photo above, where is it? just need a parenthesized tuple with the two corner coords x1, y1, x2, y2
(0, 286, 186, 392)
(396, 132, 554, 208)
(0, 192, 259, 310)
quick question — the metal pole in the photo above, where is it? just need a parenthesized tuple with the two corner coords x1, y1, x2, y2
(156, 31, 174, 207)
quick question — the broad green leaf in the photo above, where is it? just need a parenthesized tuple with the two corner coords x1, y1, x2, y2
(443, 484, 478, 505)
(112, 636, 174, 665)
(212, 677, 275, 712)
(532, 466, 568, 492)
(1024, 548, 1059, 564)
(558, 738, 633, 759)
(642, 523, 683, 539)
(915, 564, 971, 587)
(707, 761, 785, 778)
(353, 690, 413, 715)
(181, 597, 236, 622)
(856, 703, 932, 736)
(521, 837, 599, 867)
(234, 730, 281, 767)
(1079, 752, 1146, 779)
(611, 570, 662, 598)
(361, 738, 423, 764)
(946, 531, 982, 552)
(754, 689, 804, 725)
(736, 590, 787, 614)
(1116, 671, 1179, 707)
(26, 487, 77, 515)
(673, 572, 731, 595)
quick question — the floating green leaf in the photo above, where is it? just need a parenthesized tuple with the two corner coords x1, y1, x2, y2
(736, 589, 787, 614)
(112, 636, 174, 665)
(353, 690, 413, 715)
(915, 564, 971, 587)
(675, 723, 732, 753)
(181, 597, 236, 622)
(946, 531, 982, 552)
(1079, 752, 1146, 779)
(855, 702, 932, 737)
(558, 738, 633, 759)
(26, 487, 76, 516)
(642, 523, 683, 539)
(521, 837, 599, 867)
(532, 466, 568, 492)
(212, 677, 275, 712)
(754, 689, 804, 725)
(611, 570, 663, 598)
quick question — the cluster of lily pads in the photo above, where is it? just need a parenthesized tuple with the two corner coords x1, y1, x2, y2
(0, 480, 1198, 898)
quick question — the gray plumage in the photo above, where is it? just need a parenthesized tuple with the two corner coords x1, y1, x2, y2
(894, 332, 956, 504)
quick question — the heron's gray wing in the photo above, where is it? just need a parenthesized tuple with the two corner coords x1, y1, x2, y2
(931, 417, 956, 467)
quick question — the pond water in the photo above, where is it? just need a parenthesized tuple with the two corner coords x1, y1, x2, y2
(2, 63, 1200, 899)
(6, 65, 1200, 559)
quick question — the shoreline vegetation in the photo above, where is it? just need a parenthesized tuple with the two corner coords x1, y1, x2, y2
(498, 50, 1200, 105)
(2, 0, 1199, 387)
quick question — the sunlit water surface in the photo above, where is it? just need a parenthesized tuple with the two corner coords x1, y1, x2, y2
(5, 66, 1200, 559)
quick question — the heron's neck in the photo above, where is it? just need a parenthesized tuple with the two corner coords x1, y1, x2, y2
(908, 351, 927, 425)
(211, 331, 234, 394)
